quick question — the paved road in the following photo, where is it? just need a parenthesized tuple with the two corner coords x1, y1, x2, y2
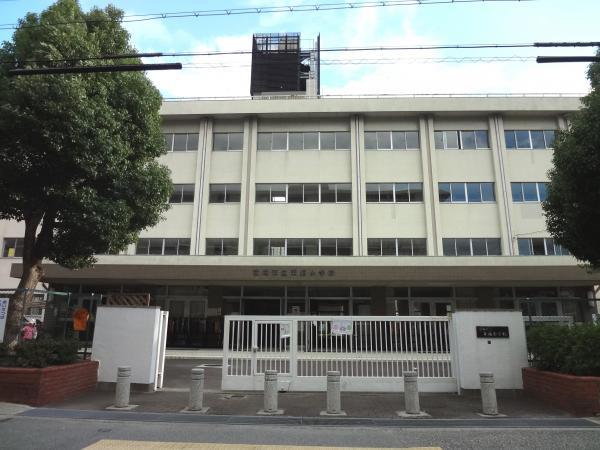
(1, 410, 599, 450)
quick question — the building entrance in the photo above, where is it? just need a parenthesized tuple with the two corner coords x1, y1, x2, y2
(243, 298, 281, 315)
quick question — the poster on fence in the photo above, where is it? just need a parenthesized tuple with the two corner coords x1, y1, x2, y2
(280, 323, 291, 339)
(331, 320, 353, 336)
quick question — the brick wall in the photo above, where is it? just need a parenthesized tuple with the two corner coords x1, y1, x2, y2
(0, 360, 98, 406)
(523, 367, 600, 416)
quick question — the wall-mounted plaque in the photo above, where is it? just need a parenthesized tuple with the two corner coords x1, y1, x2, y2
(476, 326, 509, 338)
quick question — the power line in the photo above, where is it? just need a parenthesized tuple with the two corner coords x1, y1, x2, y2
(8, 63, 182, 76)
(0, 0, 534, 31)
(537, 56, 600, 63)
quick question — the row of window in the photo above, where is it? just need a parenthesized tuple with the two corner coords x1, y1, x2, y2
(135, 238, 191, 255)
(254, 238, 353, 256)
(367, 238, 427, 256)
(180, 182, 548, 205)
(442, 238, 502, 256)
(166, 129, 556, 152)
(517, 237, 570, 256)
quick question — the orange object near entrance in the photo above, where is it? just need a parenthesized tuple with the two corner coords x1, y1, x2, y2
(72, 307, 90, 331)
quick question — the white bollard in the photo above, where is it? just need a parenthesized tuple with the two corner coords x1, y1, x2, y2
(396, 371, 430, 418)
(257, 370, 283, 415)
(114, 366, 132, 408)
(321, 370, 346, 416)
(187, 366, 209, 413)
(480, 372, 499, 416)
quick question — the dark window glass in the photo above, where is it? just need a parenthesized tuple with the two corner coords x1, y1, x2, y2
(475, 130, 489, 148)
(253, 239, 269, 255)
(320, 132, 335, 150)
(531, 238, 546, 255)
(228, 133, 243, 150)
(181, 184, 194, 203)
(335, 132, 351, 149)
(531, 131, 546, 149)
(461, 131, 476, 149)
(486, 239, 501, 255)
(225, 184, 241, 202)
(522, 183, 538, 201)
(516, 130, 531, 149)
(320, 183, 336, 202)
(412, 287, 453, 297)
(364, 132, 377, 150)
(2, 238, 24, 257)
(443, 239, 455, 256)
(209, 184, 226, 203)
(148, 239, 163, 255)
(376, 132, 391, 150)
(303, 239, 319, 256)
(481, 183, 495, 202)
(269, 239, 286, 256)
(222, 239, 237, 255)
(255, 184, 271, 202)
(397, 239, 413, 256)
(187, 133, 199, 150)
(517, 239, 532, 256)
(405, 131, 419, 149)
(412, 239, 427, 255)
(537, 183, 548, 202)
(380, 183, 394, 202)
(504, 131, 517, 149)
(320, 239, 337, 256)
(456, 238, 471, 256)
(336, 184, 352, 202)
(257, 133, 272, 150)
(434, 131, 444, 149)
(392, 132, 406, 150)
(471, 238, 487, 256)
(466, 183, 482, 202)
(169, 186, 181, 203)
(381, 239, 396, 256)
(163, 239, 178, 255)
(136, 239, 149, 255)
(544, 238, 555, 255)
(288, 184, 303, 203)
(304, 132, 319, 149)
(439, 183, 451, 202)
(366, 184, 380, 202)
(304, 184, 319, 202)
(205, 239, 222, 255)
(409, 183, 423, 202)
(367, 239, 381, 256)
(173, 134, 188, 151)
(337, 239, 353, 256)
(270, 133, 286, 150)
(270, 184, 286, 202)
(288, 133, 303, 150)
(445, 131, 459, 149)
(450, 183, 466, 202)
(541, 302, 558, 316)
(511, 183, 524, 202)
(544, 130, 555, 148)
(286, 239, 302, 256)
(163, 134, 173, 151)
(395, 183, 410, 202)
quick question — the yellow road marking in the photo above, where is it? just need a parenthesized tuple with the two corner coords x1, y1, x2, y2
(84, 440, 442, 450)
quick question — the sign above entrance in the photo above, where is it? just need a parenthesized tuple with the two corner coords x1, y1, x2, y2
(252, 268, 336, 278)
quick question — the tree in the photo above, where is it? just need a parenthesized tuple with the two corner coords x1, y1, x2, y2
(0, 0, 172, 344)
(544, 50, 600, 269)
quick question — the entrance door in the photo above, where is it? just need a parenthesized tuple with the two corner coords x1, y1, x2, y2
(244, 298, 281, 315)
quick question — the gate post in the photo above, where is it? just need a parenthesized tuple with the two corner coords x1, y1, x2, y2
(106, 366, 138, 410)
(396, 371, 430, 418)
(479, 372, 500, 416)
(182, 366, 209, 413)
(320, 371, 346, 416)
(257, 370, 283, 415)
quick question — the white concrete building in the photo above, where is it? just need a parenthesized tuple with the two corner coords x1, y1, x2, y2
(1, 94, 598, 347)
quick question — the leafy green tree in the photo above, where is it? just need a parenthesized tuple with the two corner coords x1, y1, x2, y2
(544, 52, 600, 269)
(0, 0, 172, 344)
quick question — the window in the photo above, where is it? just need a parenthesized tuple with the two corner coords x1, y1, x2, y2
(511, 182, 548, 202)
(438, 182, 495, 203)
(163, 133, 199, 152)
(213, 132, 243, 151)
(253, 238, 353, 256)
(366, 182, 424, 203)
(205, 238, 238, 256)
(256, 183, 351, 203)
(169, 184, 195, 203)
(209, 184, 241, 203)
(505, 130, 556, 149)
(2, 238, 23, 257)
(435, 130, 489, 150)
(442, 238, 501, 256)
(257, 131, 351, 151)
(136, 238, 190, 255)
(517, 238, 570, 256)
(364, 131, 420, 150)
(367, 238, 427, 256)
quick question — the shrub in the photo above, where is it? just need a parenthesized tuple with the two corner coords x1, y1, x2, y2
(14, 338, 80, 368)
(527, 324, 600, 376)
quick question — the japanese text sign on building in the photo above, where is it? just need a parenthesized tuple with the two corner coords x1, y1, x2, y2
(252, 268, 336, 278)
(476, 326, 510, 339)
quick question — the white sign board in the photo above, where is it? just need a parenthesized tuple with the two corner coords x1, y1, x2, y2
(331, 320, 353, 336)
(0, 298, 8, 343)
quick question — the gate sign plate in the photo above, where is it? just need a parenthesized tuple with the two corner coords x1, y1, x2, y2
(476, 326, 509, 338)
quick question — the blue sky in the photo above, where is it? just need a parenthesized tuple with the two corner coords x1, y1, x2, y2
(1, 0, 599, 97)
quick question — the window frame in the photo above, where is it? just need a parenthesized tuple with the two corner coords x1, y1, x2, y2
(212, 132, 244, 151)
(517, 237, 570, 256)
(438, 182, 495, 203)
(163, 132, 199, 152)
(135, 238, 191, 255)
(2, 238, 24, 257)
(442, 238, 502, 256)
(505, 130, 556, 150)
(257, 131, 351, 151)
(511, 182, 548, 203)
(367, 238, 427, 256)
(364, 131, 420, 151)
(209, 183, 242, 203)
(205, 238, 239, 256)
(169, 184, 195, 204)
(253, 238, 353, 256)
(366, 182, 424, 203)
(257, 183, 352, 204)
(435, 130, 490, 150)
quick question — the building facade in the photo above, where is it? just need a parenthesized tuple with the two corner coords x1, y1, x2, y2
(1, 95, 598, 347)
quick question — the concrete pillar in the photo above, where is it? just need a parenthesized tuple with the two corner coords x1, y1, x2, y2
(115, 366, 131, 408)
(480, 372, 499, 416)
(321, 371, 346, 416)
(396, 371, 429, 418)
(187, 366, 209, 413)
(257, 370, 283, 415)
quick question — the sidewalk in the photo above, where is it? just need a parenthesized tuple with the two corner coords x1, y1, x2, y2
(40, 359, 573, 420)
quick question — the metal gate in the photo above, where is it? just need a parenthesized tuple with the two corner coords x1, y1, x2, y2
(222, 315, 457, 392)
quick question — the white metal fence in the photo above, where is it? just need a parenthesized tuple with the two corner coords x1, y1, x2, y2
(222, 315, 457, 392)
